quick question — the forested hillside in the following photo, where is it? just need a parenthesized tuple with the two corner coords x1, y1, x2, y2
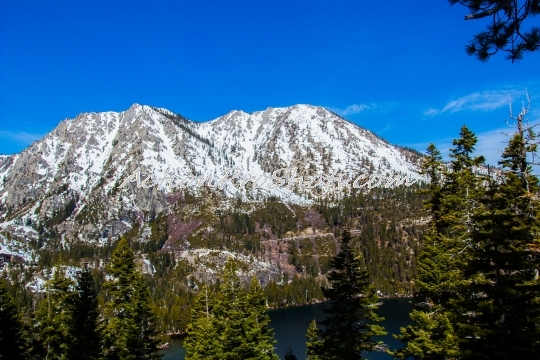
(1, 182, 428, 339)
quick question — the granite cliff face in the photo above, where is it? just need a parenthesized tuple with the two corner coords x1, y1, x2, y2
(0, 103, 424, 252)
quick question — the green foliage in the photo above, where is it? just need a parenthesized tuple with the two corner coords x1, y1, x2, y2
(0, 276, 25, 360)
(448, 0, 540, 62)
(454, 127, 540, 358)
(72, 266, 103, 360)
(306, 319, 324, 360)
(217, 201, 299, 239)
(391, 227, 461, 359)
(317, 229, 387, 359)
(184, 285, 220, 360)
(185, 259, 279, 360)
(395, 113, 540, 359)
(392, 126, 485, 359)
(102, 236, 162, 359)
(264, 275, 325, 307)
(245, 277, 280, 358)
(35, 267, 77, 359)
(392, 305, 459, 360)
(149, 259, 195, 335)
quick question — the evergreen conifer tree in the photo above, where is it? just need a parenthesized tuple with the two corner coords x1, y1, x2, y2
(102, 236, 162, 360)
(214, 260, 280, 360)
(245, 276, 279, 359)
(456, 105, 540, 359)
(448, 0, 540, 62)
(72, 265, 103, 360)
(213, 260, 251, 360)
(132, 274, 163, 359)
(393, 128, 486, 360)
(284, 345, 298, 360)
(317, 229, 386, 359)
(35, 267, 77, 360)
(392, 143, 461, 359)
(184, 285, 221, 360)
(391, 225, 461, 359)
(185, 259, 279, 359)
(306, 319, 323, 360)
(0, 276, 25, 360)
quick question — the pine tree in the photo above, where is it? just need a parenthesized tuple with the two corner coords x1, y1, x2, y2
(306, 319, 323, 360)
(102, 237, 138, 360)
(185, 259, 279, 360)
(421, 144, 444, 227)
(132, 274, 163, 359)
(35, 266, 77, 360)
(391, 137, 481, 359)
(0, 277, 25, 360)
(284, 345, 298, 360)
(448, 0, 540, 62)
(215, 260, 280, 359)
(184, 285, 221, 360)
(245, 276, 279, 359)
(439, 125, 485, 238)
(72, 266, 102, 360)
(102, 236, 162, 360)
(456, 104, 540, 359)
(391, 225, 461, 359)
(317, 229, 386, 359)
(213, 259, 251, 360)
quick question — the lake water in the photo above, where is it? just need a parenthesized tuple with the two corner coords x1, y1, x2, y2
(160, 297, 412, 360)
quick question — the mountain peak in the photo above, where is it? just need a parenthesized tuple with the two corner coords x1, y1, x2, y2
(129, 103, 143, 110)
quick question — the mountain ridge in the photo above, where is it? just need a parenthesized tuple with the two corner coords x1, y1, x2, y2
(0, 103, 425, 249)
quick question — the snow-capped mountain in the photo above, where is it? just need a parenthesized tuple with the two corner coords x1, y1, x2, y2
(0, 103, 424, 247)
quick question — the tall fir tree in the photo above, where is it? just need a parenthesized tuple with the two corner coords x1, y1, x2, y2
(284, 345, 298, 360)
(438, 125, 486, 240)
(422, 143, 444, 228)
(456, 105, 540, 359)
(132, 274, 163, 359)
(184, 285, 221, 360)
(392, 143, 460, 359)
(245, 276, 279, 359)
(0, 276, 25, 360)
(305, 319, 323, 360)
(185, 259, 279, 360)
(72, 265, 103, 360)
(35, 266, 77, 360)
(214, 260, 279, 360)
(213, 259, 251, 360)
(393, 127, 487, 360)
(317, 229, 386, 359)
(102, 236, 162, 360)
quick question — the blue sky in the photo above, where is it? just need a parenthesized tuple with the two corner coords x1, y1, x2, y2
(1, 0, 539, 165)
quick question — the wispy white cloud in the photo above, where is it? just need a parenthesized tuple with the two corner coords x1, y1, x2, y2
(0, 130, 43, 145)
(475, 128, 514, 166)
(327, 102, 400, 117)
(328, 103, 371, 116)
(423, 89, 525, 117)
(422, 107, 440, 116)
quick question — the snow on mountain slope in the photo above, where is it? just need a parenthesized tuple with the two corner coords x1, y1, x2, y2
(198, 104, 420, 180)
(0, 103, 425, 246)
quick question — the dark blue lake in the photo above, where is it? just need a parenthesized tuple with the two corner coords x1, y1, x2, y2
(160, 297, 412, 360)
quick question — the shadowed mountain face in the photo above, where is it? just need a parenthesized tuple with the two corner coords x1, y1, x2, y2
(0, 103, 423, 249)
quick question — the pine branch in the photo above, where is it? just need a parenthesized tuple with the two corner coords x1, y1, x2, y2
(464, 0, 513, 20)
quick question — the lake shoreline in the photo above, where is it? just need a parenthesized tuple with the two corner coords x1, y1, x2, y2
(161, 295, 413, 339)
(159, 298, 414, 360)
(266, 294, 413, 310)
